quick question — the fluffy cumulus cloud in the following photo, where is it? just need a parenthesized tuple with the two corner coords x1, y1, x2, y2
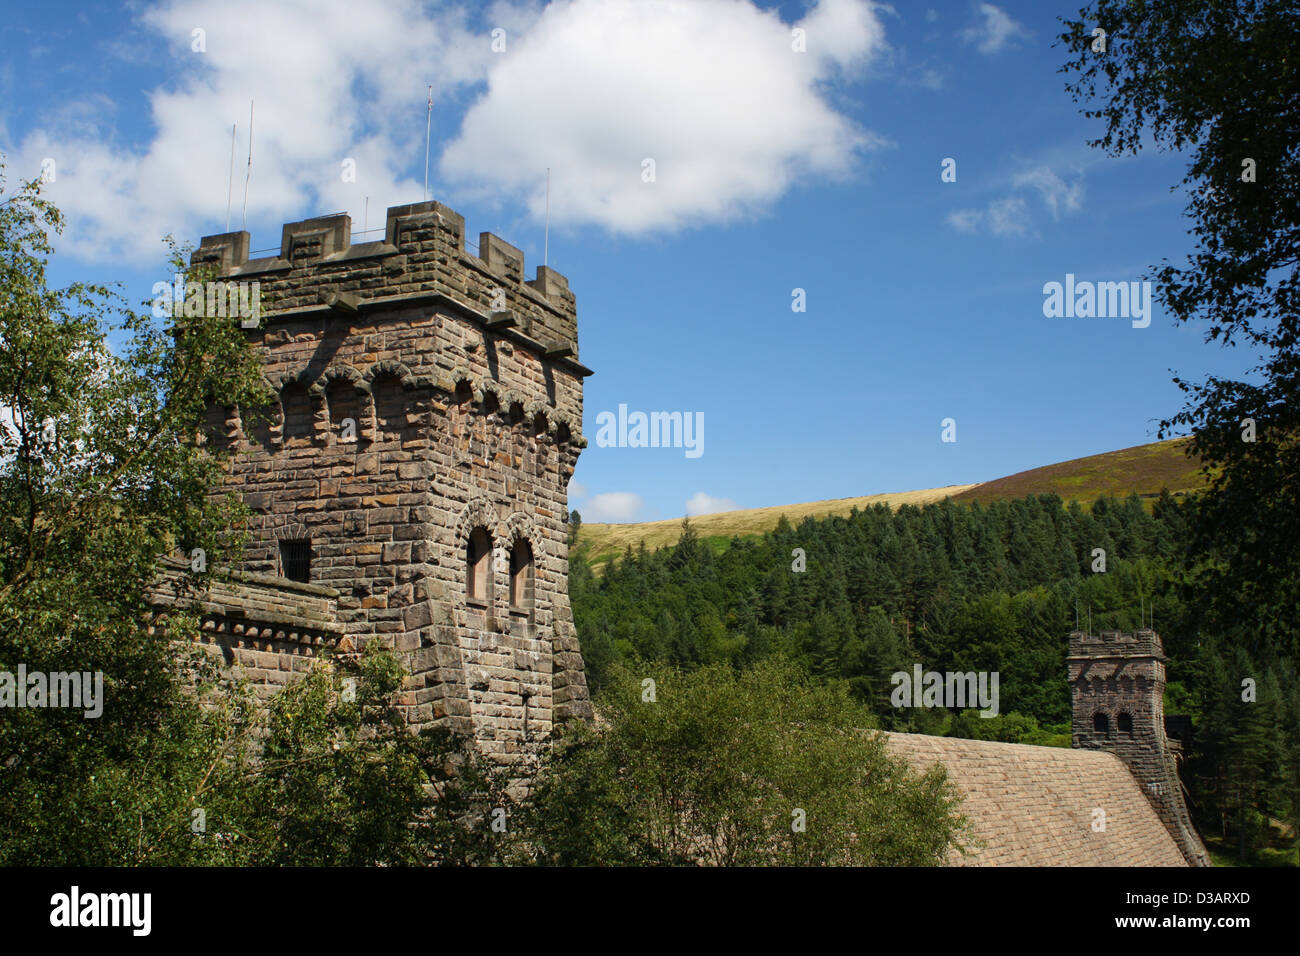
(685, 491, 738, 516)
(441, 0, 889, 234)
(6, 0, 888, 265)
(8, 0, 500, 264)
(581, 491, 645, 522)
(959, 3, 1029, 54)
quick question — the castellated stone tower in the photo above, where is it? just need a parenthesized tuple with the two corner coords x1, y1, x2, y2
(189, 200, 593, 763)
(1068, 630, 1211, 866)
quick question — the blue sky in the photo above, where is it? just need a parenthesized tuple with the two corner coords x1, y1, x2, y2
(1, 0, 1257, 522)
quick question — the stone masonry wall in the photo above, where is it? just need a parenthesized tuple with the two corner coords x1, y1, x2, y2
(191, 200, 593, 763)
(1068, 629, 1212, 866)
(147, 557, 346, 701)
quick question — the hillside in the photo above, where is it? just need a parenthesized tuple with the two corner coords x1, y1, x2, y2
(950, 438, 1205, 506)
(574, 437, 1206, 568)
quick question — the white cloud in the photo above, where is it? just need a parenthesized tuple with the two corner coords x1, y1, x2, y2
(567, 479, 588, 500)
(946, 199, 1029, 236)
(960, 3, 1029, 54)
(986, 196, 1029, 236)
(946, 208, 982, 232)
(685, 491, 738, 516)
(582, 491, 645, 522)
(1012, 166, 1084, 219)
(946, 165, 1083, 237)
(9, 0, 890, 265)
(9, 0, 493, 265)
(440, 0, 890, 235)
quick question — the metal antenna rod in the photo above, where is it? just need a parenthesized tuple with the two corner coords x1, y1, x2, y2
(241, 99, 254, 232)
(225, 123, 236, 232)
(424, 85, 433, 202)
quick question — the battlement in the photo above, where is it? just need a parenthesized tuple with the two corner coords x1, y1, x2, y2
(1068, 628, 1165, 661)
(193, 201, 579, 362)
(190, 197, 595, 757)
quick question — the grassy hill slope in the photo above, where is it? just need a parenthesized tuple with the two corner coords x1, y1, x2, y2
(574, 437, 1206, 568)
(949, 437, 1205, 506)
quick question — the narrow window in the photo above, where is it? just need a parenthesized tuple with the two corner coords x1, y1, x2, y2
(1117, 712, 1134, 735)
(467, 527, 492, 605)
(281, 383, 314, 447)
(327, 381, 361, 445)
(280, 539, 312, 583)
(1092, 712, 1110, 735)
(509, 537, 534, 612)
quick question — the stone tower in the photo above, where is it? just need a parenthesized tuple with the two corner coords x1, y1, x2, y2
(1068, 629, 1211, 866)
(189, 200, 593, 763)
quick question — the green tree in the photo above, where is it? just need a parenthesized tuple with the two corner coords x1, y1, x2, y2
(1058, 0, 1300, 656)
(0, 173, 503, 865)
(521, 657, 971, 865)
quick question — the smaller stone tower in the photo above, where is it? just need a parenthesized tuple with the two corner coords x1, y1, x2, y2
(1068, 629, 1211, 866)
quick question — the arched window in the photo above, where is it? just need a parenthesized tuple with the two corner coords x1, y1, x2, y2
(1117, 712, 1134, 735)
(202, 403, 231, 451)
(243, 398, 276, 450)
(372, 373, 408, 444)
(327, 380, 361, 445)
(467, 527, 492, 606)
(1093, 712, 1110, 735)
(281, 383, 314, 448)
(509, 537, 534, 614)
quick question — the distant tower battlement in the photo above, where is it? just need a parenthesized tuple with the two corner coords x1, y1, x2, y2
(1068, 629, 1211, 866)
(187, 200, 594, 763)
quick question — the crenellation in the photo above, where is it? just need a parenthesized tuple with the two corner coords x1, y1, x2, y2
(1068, 629, 1211, 866)
(175, 200, 594, 763)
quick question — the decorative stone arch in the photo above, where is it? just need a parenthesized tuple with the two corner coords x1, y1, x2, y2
(498, 510, 537, 547)
(319, 366, 369, 446)
(366, 360, 418, 443)
(551, 410, 577, 445)
(275, 369, 321, 448)
(525, 399, 553, 438)
(445, 364, 477, 398)
(319, 365, 369, 393)
(505, 398, 527, 427)
(363, 359, 417, 390)
(453, 496, 500, 547)
(479, 379, 506, 415)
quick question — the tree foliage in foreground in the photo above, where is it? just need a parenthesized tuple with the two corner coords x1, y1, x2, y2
(521, 658, 972, 866)
(0, 172, 506, 865)
(1058, 0, 1300, 659)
